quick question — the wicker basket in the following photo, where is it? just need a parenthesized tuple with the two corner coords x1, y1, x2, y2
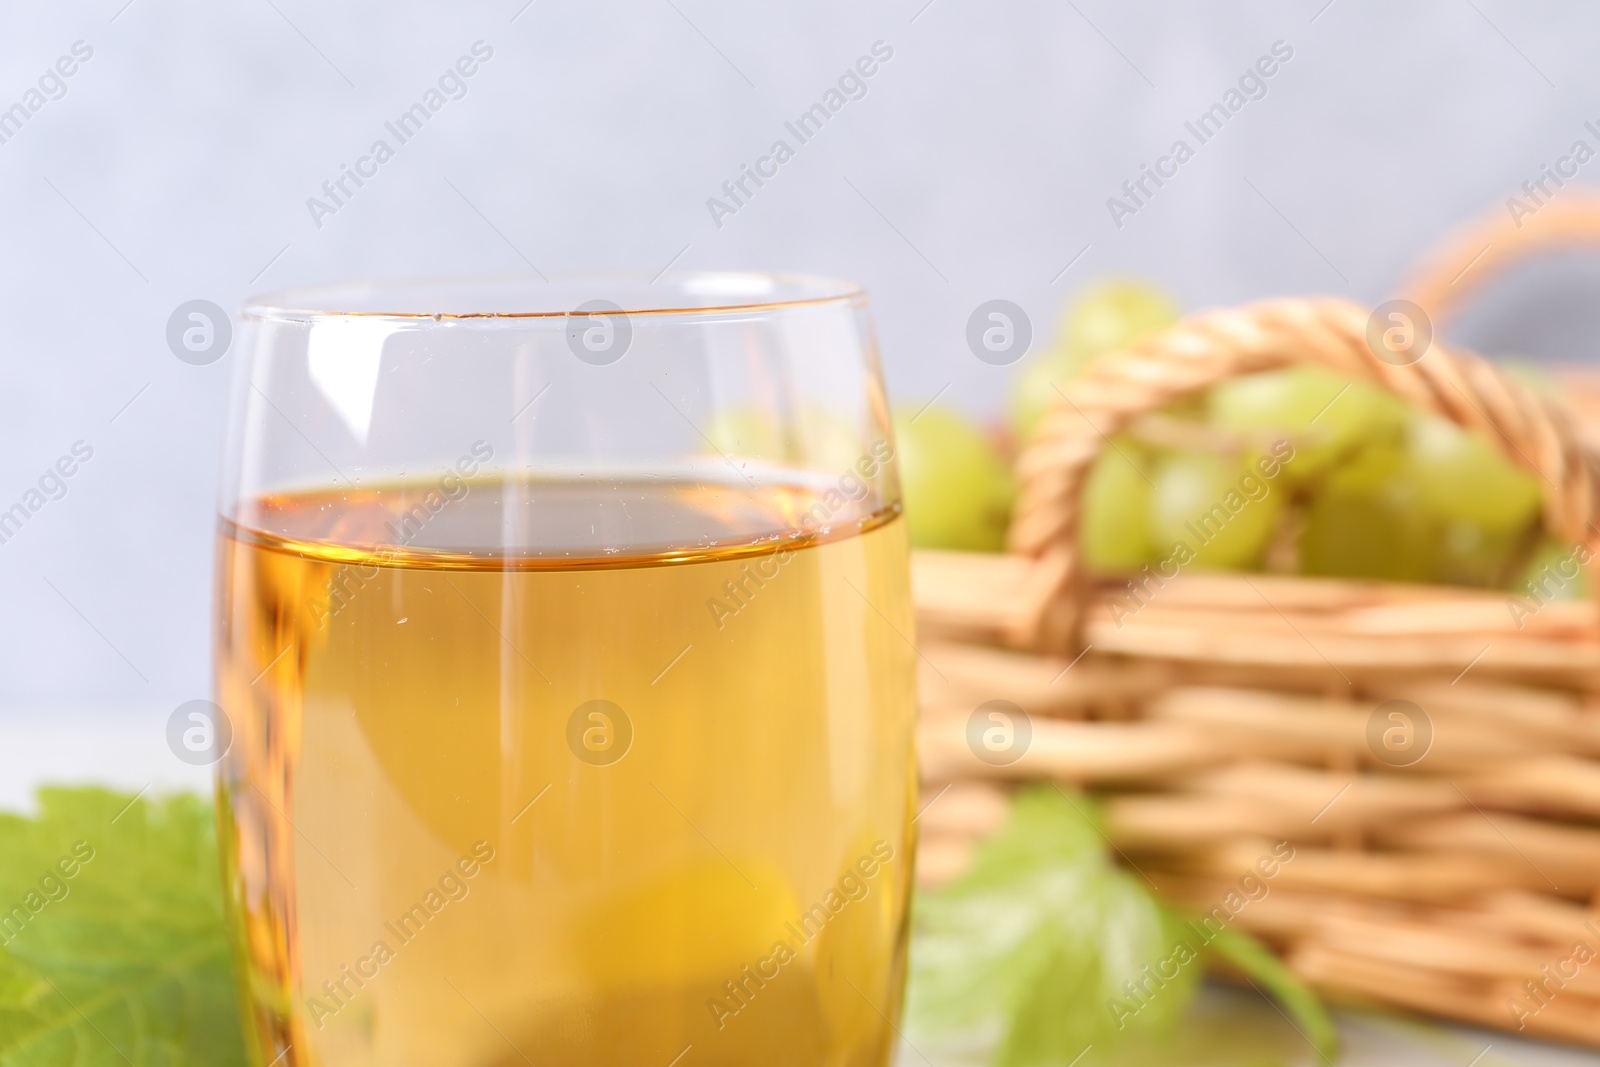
(911, 290, 1600, 1046)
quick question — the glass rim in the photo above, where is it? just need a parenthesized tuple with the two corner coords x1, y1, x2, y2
(241, 271, 868, 322)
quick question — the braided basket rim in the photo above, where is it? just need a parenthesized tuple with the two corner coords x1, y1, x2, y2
(1006, 296, 1600, 653)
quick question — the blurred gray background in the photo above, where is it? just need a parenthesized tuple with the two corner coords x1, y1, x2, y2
(5, 0, 1600, 717)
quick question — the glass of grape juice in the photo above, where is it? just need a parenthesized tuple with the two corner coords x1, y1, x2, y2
(213, 275, 918, 1067)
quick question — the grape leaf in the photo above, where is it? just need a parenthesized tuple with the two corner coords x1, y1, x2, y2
(1204, 925, 1338, 1065)
(907, 785, 1336, 1067)
(0, 787, 250, 1067)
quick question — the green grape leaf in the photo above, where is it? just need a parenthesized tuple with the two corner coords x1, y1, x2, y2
(907, 786, 1200, 1067)
(907, 785, 1337, 1067)
(0, 787, 249, 1067)
(1203, 925, 1339, 1065)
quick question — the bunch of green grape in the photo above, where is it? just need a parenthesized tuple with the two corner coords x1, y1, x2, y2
(895, 280, 1579, 600)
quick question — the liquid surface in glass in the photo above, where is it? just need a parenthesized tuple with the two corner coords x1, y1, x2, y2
(215, 475, 917, 1067)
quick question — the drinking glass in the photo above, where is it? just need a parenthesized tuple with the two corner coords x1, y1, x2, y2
(213, 275, 918, 1067)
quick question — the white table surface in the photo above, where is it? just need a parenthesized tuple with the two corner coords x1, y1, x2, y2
(894, 982, 1598, 1067)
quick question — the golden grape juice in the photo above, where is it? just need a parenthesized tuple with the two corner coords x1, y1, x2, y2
(214, 478, 918, 1067)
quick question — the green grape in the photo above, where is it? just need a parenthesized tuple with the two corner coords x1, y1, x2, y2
(1406, 414, 1542, 534)
(1147, 451, 1283, 570)
(1009, 279, 1179, 443)
(1207, 366, 1408, 481)
(707, 404, 860, 474)
(1300, 446, 1435, 583)
(795, 405, 866, 474)
(1432, 518, 1520, 588)
(892, 407, 1015, 552)
(1062, 279, 1180, 368)
(706, 407, 783, 457)
(1009, 347, 1075, 445)
(1514, 538, 1590, 601)
(1080, 440, 1153, 573)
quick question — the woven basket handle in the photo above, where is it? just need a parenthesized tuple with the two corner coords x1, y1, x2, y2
(1403, 192, 1600, 326)
(1007, 296, 1600, 654)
